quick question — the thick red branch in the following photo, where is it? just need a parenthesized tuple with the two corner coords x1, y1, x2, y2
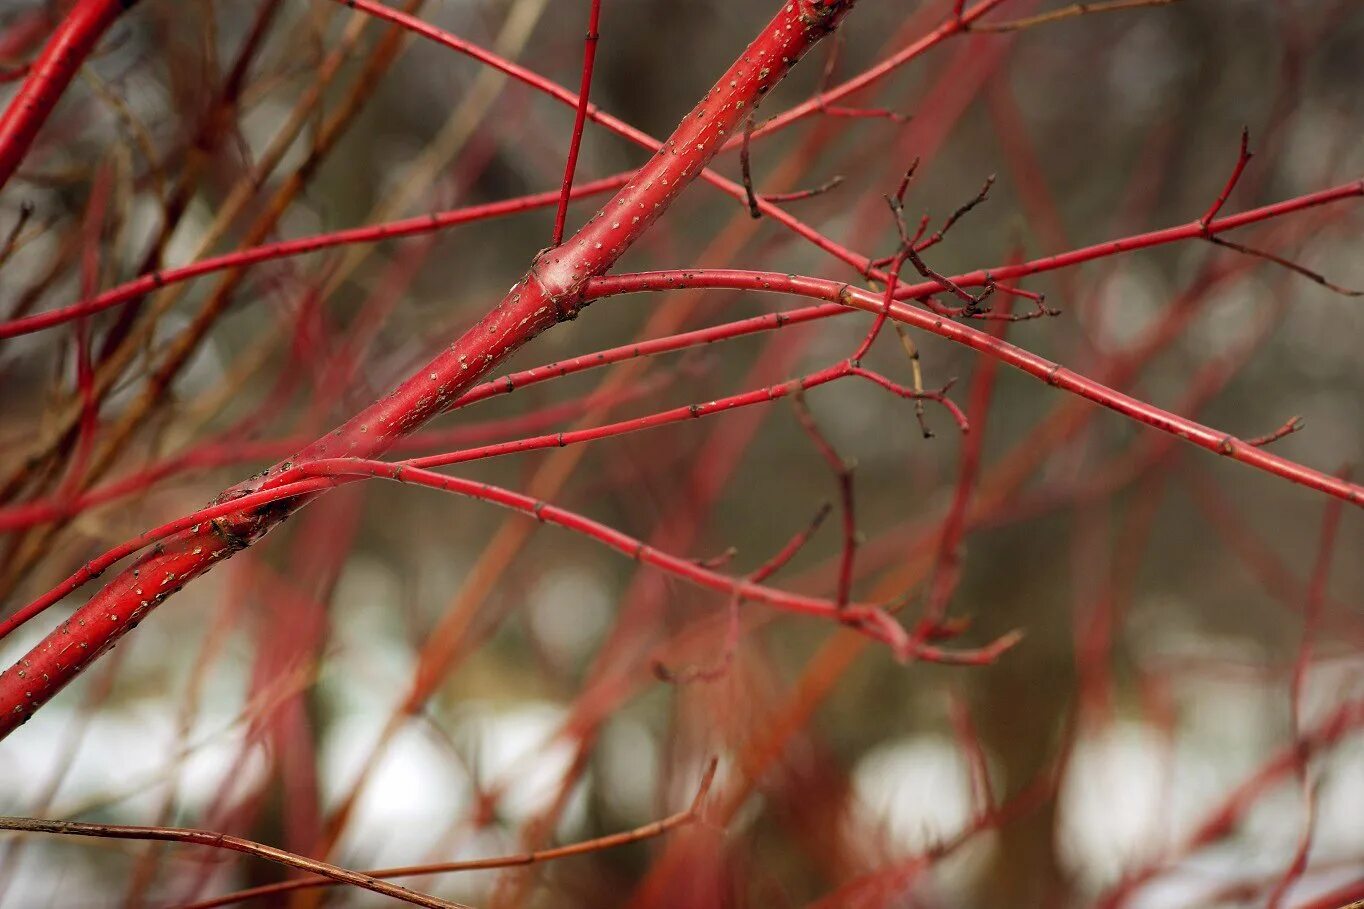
(0, 0, 860, 739)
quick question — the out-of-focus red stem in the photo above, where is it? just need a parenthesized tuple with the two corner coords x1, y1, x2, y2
(0, 815, 463, 909)
(7, 167, 1351, 346)
(0, 0, 136, 192)
(792, 393, 859, 609)
(180, 759, 717, 908)
(1201, 127, 1252, 226)
(890, 179, 1360, 300)
(408, 362, 858, 471)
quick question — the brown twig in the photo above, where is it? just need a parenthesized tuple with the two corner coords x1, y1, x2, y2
(0, 816, 469, 909)
(179, 759, 719, 909)
(973, 0, 1182, 34)
(1206, 234, 1363, 296)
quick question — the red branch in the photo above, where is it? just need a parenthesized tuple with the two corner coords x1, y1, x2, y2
(582, 269, 1364, 506)
(551, 0, 603, 246)
(0, 0, 136, 191)
(0, 0, 862, 739)
(2, 458, 922, 656)
(0, 814, 465, 909)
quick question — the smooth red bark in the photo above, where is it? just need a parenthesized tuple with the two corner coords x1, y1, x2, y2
(0, 0, 861, 739)
(0, 0, 135, 191)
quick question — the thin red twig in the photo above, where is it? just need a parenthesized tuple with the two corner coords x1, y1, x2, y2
(550, 0, 603, 246)
(0, 0, 868, 736)
(583, 269, 1364, 506)
(180, 759, 717, 909)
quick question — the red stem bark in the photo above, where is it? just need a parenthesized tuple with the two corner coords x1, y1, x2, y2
(0, 0, 136, 191)
(551, 0, 602, 246)
(0, 0, 860, 739)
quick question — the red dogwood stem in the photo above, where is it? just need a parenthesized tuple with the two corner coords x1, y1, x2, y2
(0, 0, 136, 191)
(582, 270, 1364, 506)
(0, 174, 633, 340)
(0, 0, 859, 738)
